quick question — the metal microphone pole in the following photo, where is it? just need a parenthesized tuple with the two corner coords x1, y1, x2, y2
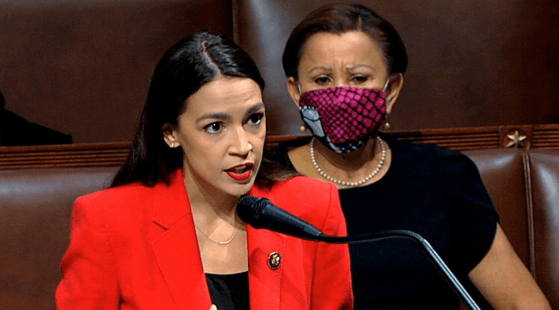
(236, 197, 480, 310)
(318, 230, 481, 310)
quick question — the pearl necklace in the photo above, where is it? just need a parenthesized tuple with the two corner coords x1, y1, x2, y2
(310, 137, 386, 187)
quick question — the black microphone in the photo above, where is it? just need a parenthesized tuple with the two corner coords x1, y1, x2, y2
(237, 196, 481, 310)
(237, 195, 325, 241)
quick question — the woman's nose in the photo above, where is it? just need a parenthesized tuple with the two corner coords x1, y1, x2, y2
(229, 127, 251, 155)
(334, 78, 348, 88)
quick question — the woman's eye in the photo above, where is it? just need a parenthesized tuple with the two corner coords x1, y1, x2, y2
(248, 113, 264, 126)
(204, 122, 223, 133)
(314, 76, 331, 85)
(351, 75, 369, 84)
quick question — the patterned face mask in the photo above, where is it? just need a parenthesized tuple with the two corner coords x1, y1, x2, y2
(298, 83, 388, 153)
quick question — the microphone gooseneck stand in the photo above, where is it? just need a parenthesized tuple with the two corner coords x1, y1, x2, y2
(317, 230, 481, 310)
(236, 196, 481, 310)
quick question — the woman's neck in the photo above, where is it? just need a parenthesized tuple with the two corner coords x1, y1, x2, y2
(182, 170, 240, 225)
(189, 194, 239, 225)
(183, 173, 248, 275)
(315, 136, 380, 172)
(288, 134, 392, 188)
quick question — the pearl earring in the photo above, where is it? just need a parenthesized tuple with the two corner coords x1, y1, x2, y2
(382, 121, 391, 131)
(382, 114, 392, 130)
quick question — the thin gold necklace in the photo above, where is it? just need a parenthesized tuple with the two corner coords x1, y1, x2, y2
(183, 177, 240, 245)
(195, 224, 239, 245)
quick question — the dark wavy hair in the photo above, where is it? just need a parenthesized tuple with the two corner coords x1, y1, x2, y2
(282, 3, 408, 80)
(111, 32, 269, 188)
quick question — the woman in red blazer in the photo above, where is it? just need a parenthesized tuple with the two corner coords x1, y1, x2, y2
(56, 32, 352, 310)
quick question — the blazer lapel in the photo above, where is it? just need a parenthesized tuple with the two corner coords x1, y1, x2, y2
(247, 186, 287, 310)
(151, 171, 212, 310)
(247, 225, 286, 310)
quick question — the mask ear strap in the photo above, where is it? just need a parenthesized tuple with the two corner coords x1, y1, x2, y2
(383, 79, 390, 92)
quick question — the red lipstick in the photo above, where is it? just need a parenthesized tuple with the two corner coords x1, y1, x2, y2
(226, 163, 254, 181)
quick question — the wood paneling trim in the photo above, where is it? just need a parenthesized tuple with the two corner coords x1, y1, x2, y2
(532, 125, 559, 149)
(0, 142, 131, 170)
(1, 124, 558, 170)
(391, 124, 559, 151)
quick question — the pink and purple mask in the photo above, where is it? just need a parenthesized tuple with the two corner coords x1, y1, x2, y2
(299, 86, 387, 153)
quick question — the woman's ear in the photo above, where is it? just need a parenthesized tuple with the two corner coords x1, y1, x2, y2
(385, 73, 404, 114)
(161, 123, 180, 148)
(286, 77, 302, 108)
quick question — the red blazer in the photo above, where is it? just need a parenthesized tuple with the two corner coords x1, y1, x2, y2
(56, 170, 353, 310)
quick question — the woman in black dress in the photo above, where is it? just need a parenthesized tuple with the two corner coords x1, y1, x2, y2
(276, 3, 550, 309)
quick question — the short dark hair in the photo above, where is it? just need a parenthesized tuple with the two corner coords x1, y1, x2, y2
(282, 3, 408, 80)
(111, 32, 266, 187)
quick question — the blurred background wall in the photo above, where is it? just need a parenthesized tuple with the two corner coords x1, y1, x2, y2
(0, 0, 557, 143)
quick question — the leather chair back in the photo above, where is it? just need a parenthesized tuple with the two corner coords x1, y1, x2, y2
(466, 149, 559, 307)
(1, 149, 558, 308)
(0, 167, 118, 309)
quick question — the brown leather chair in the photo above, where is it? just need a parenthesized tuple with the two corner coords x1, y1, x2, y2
(0, 167, 118, 309)
(1, 148, 558, 309)
(465, 149, 559, 307)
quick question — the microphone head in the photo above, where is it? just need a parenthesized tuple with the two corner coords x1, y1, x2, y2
(237, 195, 324, 241)
(237, 196, 268, 228)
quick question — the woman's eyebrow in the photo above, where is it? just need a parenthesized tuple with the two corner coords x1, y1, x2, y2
(246, 103, 265, 115)
(308, 66, 332, 74)
(346, 64, 375, 71)
(196, 112, 230, 123)
(196, 103, 264, 123)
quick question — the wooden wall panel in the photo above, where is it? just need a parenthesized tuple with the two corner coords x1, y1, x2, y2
(0, 0, 234, 143)
(1, 0, 557, 142)
(2, 124, 558, 170)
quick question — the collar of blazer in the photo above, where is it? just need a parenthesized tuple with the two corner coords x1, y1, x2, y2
(150, 169, 287, 310)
